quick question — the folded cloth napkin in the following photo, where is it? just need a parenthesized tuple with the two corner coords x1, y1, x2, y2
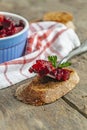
(0, 21, 80, 89)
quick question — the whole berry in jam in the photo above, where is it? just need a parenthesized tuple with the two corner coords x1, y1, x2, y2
(29, 60, 55, 77)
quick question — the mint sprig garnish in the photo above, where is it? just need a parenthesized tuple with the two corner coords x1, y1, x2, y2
(48, 55, 57, 67)
(58, 62, 71, 68)
(48, 55, 71, 68)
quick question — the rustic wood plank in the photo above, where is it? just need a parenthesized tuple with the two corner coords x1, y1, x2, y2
(0, 84, 87, 130)
(63, 53, 87, 117)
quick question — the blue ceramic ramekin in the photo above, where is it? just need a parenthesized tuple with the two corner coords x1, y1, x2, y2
(0, 12, 29, 63)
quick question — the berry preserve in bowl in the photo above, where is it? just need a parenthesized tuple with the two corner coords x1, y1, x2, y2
(0, 12, 29, 63)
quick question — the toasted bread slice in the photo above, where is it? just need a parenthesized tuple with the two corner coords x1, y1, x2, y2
(15, 68, 79, 106)
(43, 11, 73, 23)
(43, 11, 75, 30)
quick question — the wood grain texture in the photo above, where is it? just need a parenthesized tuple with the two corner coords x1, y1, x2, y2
(0, 85, 87, 130)
(63, 54, 87, 117)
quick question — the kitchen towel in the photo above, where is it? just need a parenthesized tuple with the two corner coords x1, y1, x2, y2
(0, 21, 80, 89)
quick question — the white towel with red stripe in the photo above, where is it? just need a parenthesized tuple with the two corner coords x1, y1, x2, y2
(0, 22, 80, 89)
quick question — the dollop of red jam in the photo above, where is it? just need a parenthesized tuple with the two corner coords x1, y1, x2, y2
(0, 15, 24, 38)
(29, 60, 71, 81)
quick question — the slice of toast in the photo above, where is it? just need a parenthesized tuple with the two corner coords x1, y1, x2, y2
(15, 68, 79, 106)
(43, 11, 73, 23)
(43, 11, 75, 30)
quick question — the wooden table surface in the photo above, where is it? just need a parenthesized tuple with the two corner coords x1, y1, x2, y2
(0, 0, 87, 130)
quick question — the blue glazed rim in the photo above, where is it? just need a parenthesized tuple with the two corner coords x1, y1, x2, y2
(0, 12, 29, 63)
(0, 12, 29, 48)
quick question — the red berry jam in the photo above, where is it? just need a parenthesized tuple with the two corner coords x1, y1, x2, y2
(50, 68, 71, 81)
(29, 60, 55, 77)
(0, 15, 24, 38)
(29, 59, 71, 81)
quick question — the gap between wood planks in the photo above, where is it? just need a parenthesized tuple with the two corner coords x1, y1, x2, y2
(62, 96, 87, 119)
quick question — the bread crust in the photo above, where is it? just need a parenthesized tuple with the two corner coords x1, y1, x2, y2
(43, 11, 73, 24)
(15, 68, 79, 106)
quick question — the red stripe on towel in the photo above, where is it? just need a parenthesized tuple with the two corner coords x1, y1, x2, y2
(4, 63, 13, 85)
(19, 57, 29, 78)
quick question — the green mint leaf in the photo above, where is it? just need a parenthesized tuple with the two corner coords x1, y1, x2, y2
(48, 55, 57, 67)
(58, 62, 71, 68)
(48, 55, 71, 68)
